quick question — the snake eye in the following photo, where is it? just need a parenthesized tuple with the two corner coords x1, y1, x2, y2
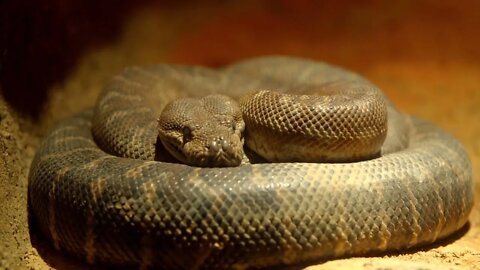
(182, 126, 192, 142)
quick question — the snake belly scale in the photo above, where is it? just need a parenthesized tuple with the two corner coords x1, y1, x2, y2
(28, 57, 474, 269)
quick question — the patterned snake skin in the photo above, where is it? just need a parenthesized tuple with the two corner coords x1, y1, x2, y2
(28, 57, 474, 269)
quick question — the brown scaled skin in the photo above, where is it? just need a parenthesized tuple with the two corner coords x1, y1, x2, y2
(157, 94, 245, 167)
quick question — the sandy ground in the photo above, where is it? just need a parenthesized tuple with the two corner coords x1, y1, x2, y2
(1, 1, 479, 269)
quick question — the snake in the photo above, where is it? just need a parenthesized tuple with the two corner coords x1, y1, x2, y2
(28, 56, 474, 269)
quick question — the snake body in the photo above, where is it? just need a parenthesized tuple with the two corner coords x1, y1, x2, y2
(28, 57, 474, 269)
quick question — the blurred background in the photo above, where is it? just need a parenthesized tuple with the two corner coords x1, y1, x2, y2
(0, 0, 479, 269)
(1, 0, 479, 117)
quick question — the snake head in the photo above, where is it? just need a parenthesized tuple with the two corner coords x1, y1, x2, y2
(158, 94, 245, 167)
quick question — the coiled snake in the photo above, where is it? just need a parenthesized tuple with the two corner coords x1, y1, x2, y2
(28, 56, 474, 269)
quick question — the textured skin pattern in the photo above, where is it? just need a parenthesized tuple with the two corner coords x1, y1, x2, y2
(239, 85, 387, 162)
(28, 57, 474, 269)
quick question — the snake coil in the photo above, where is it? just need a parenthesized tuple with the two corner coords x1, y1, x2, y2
(29, 57, 473, 269)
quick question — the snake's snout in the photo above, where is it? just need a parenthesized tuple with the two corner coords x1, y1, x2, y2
(207, 136, 231, 154)
(205, 134, 244, 167)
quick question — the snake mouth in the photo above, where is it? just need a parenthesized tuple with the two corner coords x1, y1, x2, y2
(160, 139, 188, 164)
(160, 135, 243, 167)
(205, 147, 243, 167)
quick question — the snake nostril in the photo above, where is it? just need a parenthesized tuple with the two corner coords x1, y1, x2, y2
(221, 139, 228, 148)
(221, 140, 232, 153)
(210, 141, 220, 152)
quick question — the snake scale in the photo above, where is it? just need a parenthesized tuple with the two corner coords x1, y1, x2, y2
(28, 56, 474, 269)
